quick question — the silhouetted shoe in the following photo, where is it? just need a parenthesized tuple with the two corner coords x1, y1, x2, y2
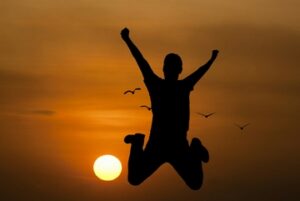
(124, 134, 134, 144)
(191, 138, 209, 163)
(124, 133, 145, 144)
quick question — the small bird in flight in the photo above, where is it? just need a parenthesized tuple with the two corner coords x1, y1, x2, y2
(140, 105, 152, 111)
(124, 87, 141, 95)
(196, 112, 215, 118)
(235, 123, 250, 130)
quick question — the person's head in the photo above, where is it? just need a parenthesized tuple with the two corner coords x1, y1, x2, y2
(163, 53, 182, 80)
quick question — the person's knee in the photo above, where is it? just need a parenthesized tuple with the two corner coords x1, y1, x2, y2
(179, 169, 203, 190)
(189, 183, 202, 190)
(187, 179, 203, 190)
(128, 174, 144, 186)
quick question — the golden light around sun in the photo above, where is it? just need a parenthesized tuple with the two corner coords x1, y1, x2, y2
(93, 154, 122, 181)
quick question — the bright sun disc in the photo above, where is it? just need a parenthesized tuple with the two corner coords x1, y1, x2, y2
(93, 155, 122, 181)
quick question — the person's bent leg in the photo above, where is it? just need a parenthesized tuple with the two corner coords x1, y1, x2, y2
(125, 133, 145, 184)
(170, 151, 204, 190)
(125, 133, 163, 185)
(128, 156, 163, 186)
(170, 139, 208, 190)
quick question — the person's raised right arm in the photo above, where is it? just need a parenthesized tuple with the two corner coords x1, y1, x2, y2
(184, 50, 219, 87)
(121, 28, 154, 78)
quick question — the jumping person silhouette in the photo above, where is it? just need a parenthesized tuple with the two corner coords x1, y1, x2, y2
(121, 27, 219, 190)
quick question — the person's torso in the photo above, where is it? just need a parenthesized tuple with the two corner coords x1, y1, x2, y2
(145, 77, 192, 141)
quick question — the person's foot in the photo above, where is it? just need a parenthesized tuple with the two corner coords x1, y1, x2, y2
(124, 133, 145, 144)
(191, 138, 209, 163)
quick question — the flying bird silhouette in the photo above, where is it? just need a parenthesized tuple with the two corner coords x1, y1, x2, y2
(235, 123, 250, 130)
(124, 87, 141, 95)
(140, 105, 152, 111)
(196, 112, 215, 118)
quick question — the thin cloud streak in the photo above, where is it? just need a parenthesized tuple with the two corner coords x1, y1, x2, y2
(24, 109, 56, 116)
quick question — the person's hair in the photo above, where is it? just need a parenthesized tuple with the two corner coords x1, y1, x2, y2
(163, 53, 182, 75)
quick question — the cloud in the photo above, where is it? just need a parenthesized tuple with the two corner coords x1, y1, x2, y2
(14, 109, 56, 116)
(27, 109, 56, 116)
(0, 69, 54, 109)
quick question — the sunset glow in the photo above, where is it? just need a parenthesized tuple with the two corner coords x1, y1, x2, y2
(0, 0, 299, 200)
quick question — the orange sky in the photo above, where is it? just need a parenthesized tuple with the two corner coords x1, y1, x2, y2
(0, 0, 299, 200)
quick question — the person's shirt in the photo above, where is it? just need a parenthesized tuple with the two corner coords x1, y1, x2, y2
(144, 72, 194, 141)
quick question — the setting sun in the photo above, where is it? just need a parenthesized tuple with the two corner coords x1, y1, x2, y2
(93, 155, 122, 181)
